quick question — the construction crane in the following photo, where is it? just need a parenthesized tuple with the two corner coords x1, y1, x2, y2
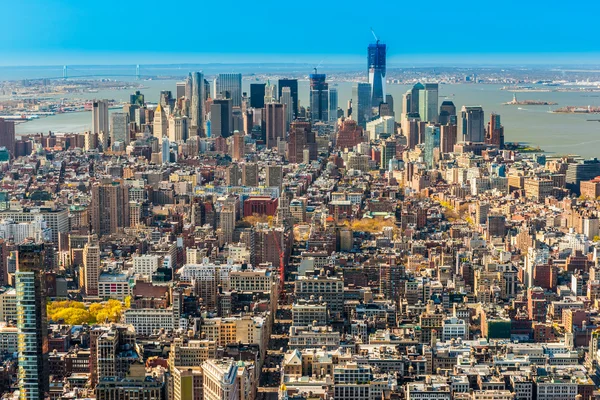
(371, 27, 380, 44)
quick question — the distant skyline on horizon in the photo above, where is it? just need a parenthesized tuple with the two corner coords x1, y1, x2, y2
(3, 0, 600, 67)
(3, 52, 600, 69)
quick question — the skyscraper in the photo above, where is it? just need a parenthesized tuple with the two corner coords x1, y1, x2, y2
(352, 83, 372, 128)
(16, 243, 49, 400)
(176, 82, 186, 99)
(309, 73, 328, 122)
(162, 137, 170, 163)
(0, 118, 15, 155)
(232, 131, 245, 161)
(82, 239, 100, 296)
(287, 120, 316, 164)
(439, 100, 457, 125)
(381, 139, 396, 170)
(440, 124, 457, 154)
(264, 81, 277, 104)
(336, 118, 364, 150)
(278, 79, 298, 117)
(329, 88, 338, 122)
(91, 180, 130, 237)
(216, 73, 242, 107)
(280, 87, 294, 130)
(250, 83, 266, 109)
(210, 99, 233, 138)
(153, 105, 168, 143)
(368, 41, 386, 107)
(486, 113, 505, 149)
(92, 100, 109, 148)
(460, 106, 485, 142)
(410, 83, 423, 115)
(191, 72, 205, 136)
(110, 112, 130, 146)
(423, 125, 441, 168)
(168, 115, 189, 142)
(418, 83, 439, 123)
(265, 103, 286, 149)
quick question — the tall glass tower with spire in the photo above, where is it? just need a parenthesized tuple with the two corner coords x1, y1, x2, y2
(368, 41, 386, 108)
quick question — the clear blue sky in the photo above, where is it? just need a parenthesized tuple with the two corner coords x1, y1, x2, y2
(2, 0, 600, 66)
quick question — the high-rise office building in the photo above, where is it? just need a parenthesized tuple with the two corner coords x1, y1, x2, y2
(81, 240, 100, 296)
(423, 125, 441, 168)
(439, 100, 457, 125)
(130, 91, 144, 107)
(336, 118, 364, 150)
(176, 82, 186, 99)
(0, 118, 15, 155)
(219, 204, 235, 246)
(309, 73, 328, 122)
(190, 72, 205, 137)
(232, 131, 245, 161)
(90, 180, 130, 237)
(250, 83, 266, 109)
(410, 83, 423, 115)
(168, 115, 189, 142)
(110, 112, 130, 146)
(486, 113, 505, 149)
(368, 41, 386, 107)
(278, 79, 299, 117)
(153, 105, 168, 143)
(16, 243, 49, 400)
(287, 120, 316, 164)
(280, 87, 294, 130)
(216, 73, 242, 107)
(460, 106, 485, 143)
(159, 90, 173, 110)
(405, 117, 420, 149)
(264, 103, 286, 149)
(161, 137, 170, 164)
(440, 124, 457, 154)
(211, 99, 233, 138)
(264, 81, 277, 104)
(92, 100, 109, 149)
(418, 83, 439, 123)
(401, 91, 412, 118)
(352, 83, 372, 128)
(381, 139, 396, 170)
(329, 88, 338, 122)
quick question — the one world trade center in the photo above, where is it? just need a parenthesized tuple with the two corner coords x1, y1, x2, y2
(368, 40, 386, 108)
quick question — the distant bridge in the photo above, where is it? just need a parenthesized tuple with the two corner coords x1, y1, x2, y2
(41, 65, 157, 80)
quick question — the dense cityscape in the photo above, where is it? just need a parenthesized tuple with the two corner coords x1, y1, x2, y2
(1, 31, 600, 400)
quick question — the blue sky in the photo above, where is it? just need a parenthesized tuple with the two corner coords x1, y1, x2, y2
(2, 0, 600, 66)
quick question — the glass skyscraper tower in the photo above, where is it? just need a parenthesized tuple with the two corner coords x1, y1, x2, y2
(216, 73, 242, 108)
(368, 41, 386, 107)
(309, 73, 328, 122)
(16, 243, 48, 400)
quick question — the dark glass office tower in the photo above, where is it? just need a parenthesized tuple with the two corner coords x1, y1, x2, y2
(16, 243, 49, 400)
(278, 79, 299, 117)
(368, 41, 386, 107)
(250, 83, 266, 109)
(309, 74, 328, 122)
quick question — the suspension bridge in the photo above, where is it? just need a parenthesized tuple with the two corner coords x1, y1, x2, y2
(42, 65, 159, 80)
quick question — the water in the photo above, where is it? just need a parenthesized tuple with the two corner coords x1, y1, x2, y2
(10, 76, 600, 158)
